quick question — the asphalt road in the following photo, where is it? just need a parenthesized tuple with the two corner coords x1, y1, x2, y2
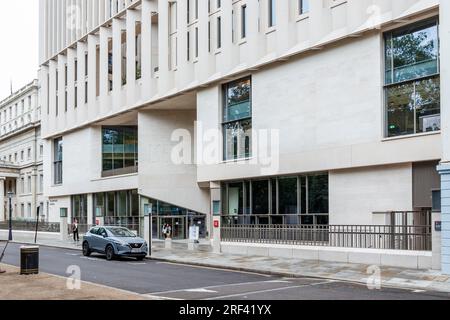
(2, 243, 450, 300)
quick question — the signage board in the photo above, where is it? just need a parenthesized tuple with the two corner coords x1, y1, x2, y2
(189, 226, 200, 241)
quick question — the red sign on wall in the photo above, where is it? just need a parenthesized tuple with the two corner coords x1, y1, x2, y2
(214, 221, 219, 228)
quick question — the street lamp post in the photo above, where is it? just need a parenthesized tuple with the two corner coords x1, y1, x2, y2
(7, 191, 13, 241)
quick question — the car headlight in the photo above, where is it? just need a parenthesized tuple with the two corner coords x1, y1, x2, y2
(112, 240, 127, 246)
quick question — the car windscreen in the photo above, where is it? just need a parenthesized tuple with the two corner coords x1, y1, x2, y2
(107, 228, 136, 237)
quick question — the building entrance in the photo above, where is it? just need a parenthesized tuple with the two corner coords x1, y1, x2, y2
(152, 214, 206, 240)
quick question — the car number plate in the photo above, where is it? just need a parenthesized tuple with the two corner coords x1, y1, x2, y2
(131, 248, 141, 253)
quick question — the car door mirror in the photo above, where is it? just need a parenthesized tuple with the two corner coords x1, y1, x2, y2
(102, 233, 108, 238)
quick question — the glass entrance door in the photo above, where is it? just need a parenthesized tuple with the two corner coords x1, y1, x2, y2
(157, 217, 186, 240)
(172, 217, 185, 240)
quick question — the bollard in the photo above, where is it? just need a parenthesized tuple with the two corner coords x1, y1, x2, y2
(165, 238, 172, 250)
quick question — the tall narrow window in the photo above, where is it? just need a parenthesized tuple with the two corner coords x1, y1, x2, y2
(208, 21, 211, 52)
(268, 0, 276, 27)
(55, 69, 59, 116)
(187, 31, 190, 61)
(85, 81, 88, 104)
(223, 77, 252, 161)
(108, 38, 113, 91)
(217, 16, 222, 49)
(241, 5, 247, 39)
(187, 0, 190, 23)
(121, 31, 127, 86)
(195, 0, 199, 19)
(74, 59, 78, 82)
(384, 19, 440, 137)
(195, 27, 199, 58)
(135, 22, 142, 79)
(74, 86, 78, 108)
(53, 137, 63, 185)
(299, 0, 309, 15)
(85, 53, 88, 76)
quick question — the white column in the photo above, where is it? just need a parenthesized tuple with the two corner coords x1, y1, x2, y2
(112, 18, 125, 108)
(141, 0, 154, 100)
(438, 1, 450, 274)
(99, 26, 111, 105)
(87, 33, 99, 118)
(126, 9, 138, 103)
(0, 178, 5, 222)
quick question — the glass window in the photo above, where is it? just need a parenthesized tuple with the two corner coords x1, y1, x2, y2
(223, 119, 252, 160)
(387, 76, 440, 137)
(384, 20, 440, 137)
(102, 126, 138, 174)
(53, 137, 63, 184)
(223, 77, 252, 161)
(227, 183, 243, 215)
(252, 180, 269, 215)
(223, 174, 329, 225)
(278, 177, 298, 215)
(308, 175, 329, 214)
(268, 0, 276, 27)
(385, 20, 439, 84)
(223, 78, 251, 122)
(72, 194, 88, 225)
(299, 0, 309, 15)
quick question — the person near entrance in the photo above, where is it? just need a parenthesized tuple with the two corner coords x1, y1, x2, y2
(72, 219, 80, 243)
(162, 224, 172, 239)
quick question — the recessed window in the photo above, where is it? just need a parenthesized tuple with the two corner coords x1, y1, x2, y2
(241, 5, 247, 39)
(222, 77, 252, 161)
(268, 0, 276, 28)
(222, 174, 329, 225)
(53, 137, 63, 185)
(102, 126, 138, 176)
(384, 19, 440, 137)
(299, 0, 309, 15)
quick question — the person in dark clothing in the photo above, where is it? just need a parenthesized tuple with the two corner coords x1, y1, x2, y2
(72, 219, 79, 242)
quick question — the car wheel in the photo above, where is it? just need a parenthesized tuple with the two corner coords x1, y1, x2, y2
(106, 245, 115, 261)
(82, 242, 91, 257)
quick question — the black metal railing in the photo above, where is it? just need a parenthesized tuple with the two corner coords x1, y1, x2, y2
(221, 224, 432, 251)
(0, 220, 60, 233)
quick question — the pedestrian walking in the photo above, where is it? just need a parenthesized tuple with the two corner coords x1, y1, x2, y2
(72, 219, 79, 243)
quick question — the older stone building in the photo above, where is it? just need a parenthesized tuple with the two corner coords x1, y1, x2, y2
(0, 80, 48, 222)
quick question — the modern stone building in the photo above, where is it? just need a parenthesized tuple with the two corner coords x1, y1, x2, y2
(38, 0, 450, 271)
(0, 80, 47, 222)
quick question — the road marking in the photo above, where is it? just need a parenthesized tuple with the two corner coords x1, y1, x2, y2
(127, 262, 147, 266)
(205, 280, 335, 300)
(65, 253, 79, 256)
(141, 294, 183, 301)
(413, 290, 426, 293)
(184, 288, 218, 293)
(155, 261, 272, 277)
(80, 257, 106, 262)
(147, 279, 309, 296)
(265, 280, 292, 284)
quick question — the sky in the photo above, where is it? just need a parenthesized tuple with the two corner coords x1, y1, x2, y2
(0, 0, 39, 101)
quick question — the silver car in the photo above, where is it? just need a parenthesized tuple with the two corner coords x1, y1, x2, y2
(82, 226, 148, 261)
